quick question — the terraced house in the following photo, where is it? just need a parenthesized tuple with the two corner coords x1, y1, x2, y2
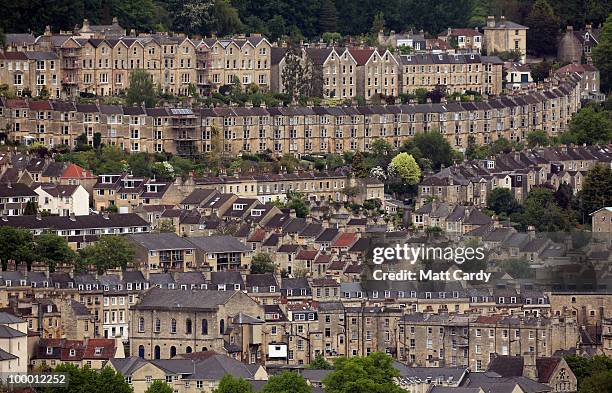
(0, 72, 583, 156)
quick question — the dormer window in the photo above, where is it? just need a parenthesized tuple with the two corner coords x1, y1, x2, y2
(252, 286, 259, 293)
(94, 347, 102, 355)
(46, 347, 53, 355)
(270, 286, 276, 292)
(69, 349, 76, 357)
(233, 203, 246, 211)
(234, 284, 241, 290)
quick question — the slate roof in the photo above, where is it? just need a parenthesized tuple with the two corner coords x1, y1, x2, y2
(127, 232, 194, 250)
(186, 235, 249, 253)
(133, 287, 237, 311)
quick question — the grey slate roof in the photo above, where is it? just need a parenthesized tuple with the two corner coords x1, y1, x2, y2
(133, 287, 237, 311)
(127, 232, 194, 250)
(186, 236, 249, 253)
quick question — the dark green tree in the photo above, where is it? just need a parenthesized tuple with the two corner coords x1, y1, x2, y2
(250, 252, 275, 274)
(93, 132, 102, 149)
(525, 0, 560, 56)
(263, 371, 311, 393)
(517, 187, 573, 231)
(577, 164, 612, 222)
(593, 13, 612, 93)
(24, 200, 39, 215)
(213, 374, 254, 393)
(126, 69, 156, 107)
(281, 43, 305, 103)
(562, 106, 612, 145)
(319, 0, 338, 33)
(402, 131, 453, 171)
(0, 227, 35, 268)
(526, 129, 549, 147)
(530, 61, 552, 82)
(79, 235, 136, 274)
(554, 183, 573, 210)
(487, 188, 520, 216)
(75, 133, 90, 152)
(213, 0, 244, 36)
(34, 233, 78, 271)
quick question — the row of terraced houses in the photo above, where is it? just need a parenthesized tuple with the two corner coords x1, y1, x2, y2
(0, 72, 582, 156)
(0, 19, 508, 101)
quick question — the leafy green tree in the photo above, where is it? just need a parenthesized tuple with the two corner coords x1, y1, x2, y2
(325, 154, 345, 170)
(0, 227, 35, 268)
(93, 132, 102, 149)
(402, 131, 453, 170)
(263, 371, 311, 393)
(34, 233, 77, 271)
(42, 364, 132, 393)
(214, 374, 254, 393)
(487, 188, 520, 216)
(565, 355, 612, 388)
(580, 370, 612, 393)
(250, 252, 275, 274)
(285, 190, 310, 218)
(554, 183, 573, 210)
(268, 15, 287, 42)
(324, 352, 404, 393)
(517, 187, 573, 231)
(213, 0, 244, 36)
(577, 164, 612, 222)
(489, 137, 514, 155)
(525, 0, 560, 56)
(371, 12, 385, 36)
(526, 130, 549, 147)
(282, 43, 305, 103)
(158, 221, 176, 233)
(593, 13, 612, 93)
(126, 69, 156, 107)
(530, 61, 552, 82)
(75, 133, 90, 152)
(562, 106, 612, 145)
(309, 354, 333, 369)
(390, 152, 420, 185)
(145, 380, 173, 393)
(279, 154, 300, 173)
(322, 32, 342, 45)
(79, 235, 136, 274)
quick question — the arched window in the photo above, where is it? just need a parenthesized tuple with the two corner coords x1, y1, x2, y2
(202, 347, 208, 352)
(219, 319, 225, 335)
(170, 318, 177, 333)
(201, 319, 208, 335)
(170, 346, 176, 358)
(154, 318, 161, 333)
(186, 318, 192, 334)
(154, 345, 161, 359)
(138, 345, 145, 358)
(186, 346, 192, 353)
(138, 317, 145, 332)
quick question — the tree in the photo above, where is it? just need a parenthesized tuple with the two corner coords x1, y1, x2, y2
(562, 106, 612, 145)
(250, 252, 275, 274)
(593, 13, 612, 93)
(43, 364, 132, 393)
(93, 132, 102, 149)
(525, 0, 560, 56)
(268, 15, 287, 42)
(309, 354, 333, 369)
(371, 12, 385, 36)
(402, 131, 453, 170)
(263, 371, 311, 393)
(158, 221, 176, 233)
(34, 233, 77, 271)
(24, 200, 38, 215)
(487, 188, 520, 216)
(319, 0, 338, 33)
(554, 183, 573, 210)
(0, 226, 35, 268)
(75, 133, 90, 152)
(578, 164, 612, 222)
(517, 187, 573, 231)
(526, 129, 549, 147)
(530, 61, 551, 82)
(281, 43, 305, 103)
(500, 258, 535, 279)
(322, 32, 342, 45)
(79, 235, 136, 274)
(144, 380, 173, 393)
(324, 352, 404, 393)
(213, 0, 244, 36)
(580, 370, 612, 393)
(285, 190, 310, 218)
(390, 153, 420, 185)
(126, 69, 156, 107)
(214, 374, 254, 393)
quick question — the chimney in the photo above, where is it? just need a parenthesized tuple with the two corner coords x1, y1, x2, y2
(112, 16, 119, 25)
(566, 26, 573, 32)
(69, 212, 76, 222)
(82, 19, 90, 30)
(500, 15, 506, 25)
(487, 16, 496, 28)
(523, 352, 538, 380)
(586, 24, 592, 33)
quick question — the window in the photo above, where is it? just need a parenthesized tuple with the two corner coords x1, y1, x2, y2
(138, 317, 145, 332)
(186, 318, 192, 334)
(170, 318, 177, 333)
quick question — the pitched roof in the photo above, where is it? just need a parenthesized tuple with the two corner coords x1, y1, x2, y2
(133, 287, 237, 311)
